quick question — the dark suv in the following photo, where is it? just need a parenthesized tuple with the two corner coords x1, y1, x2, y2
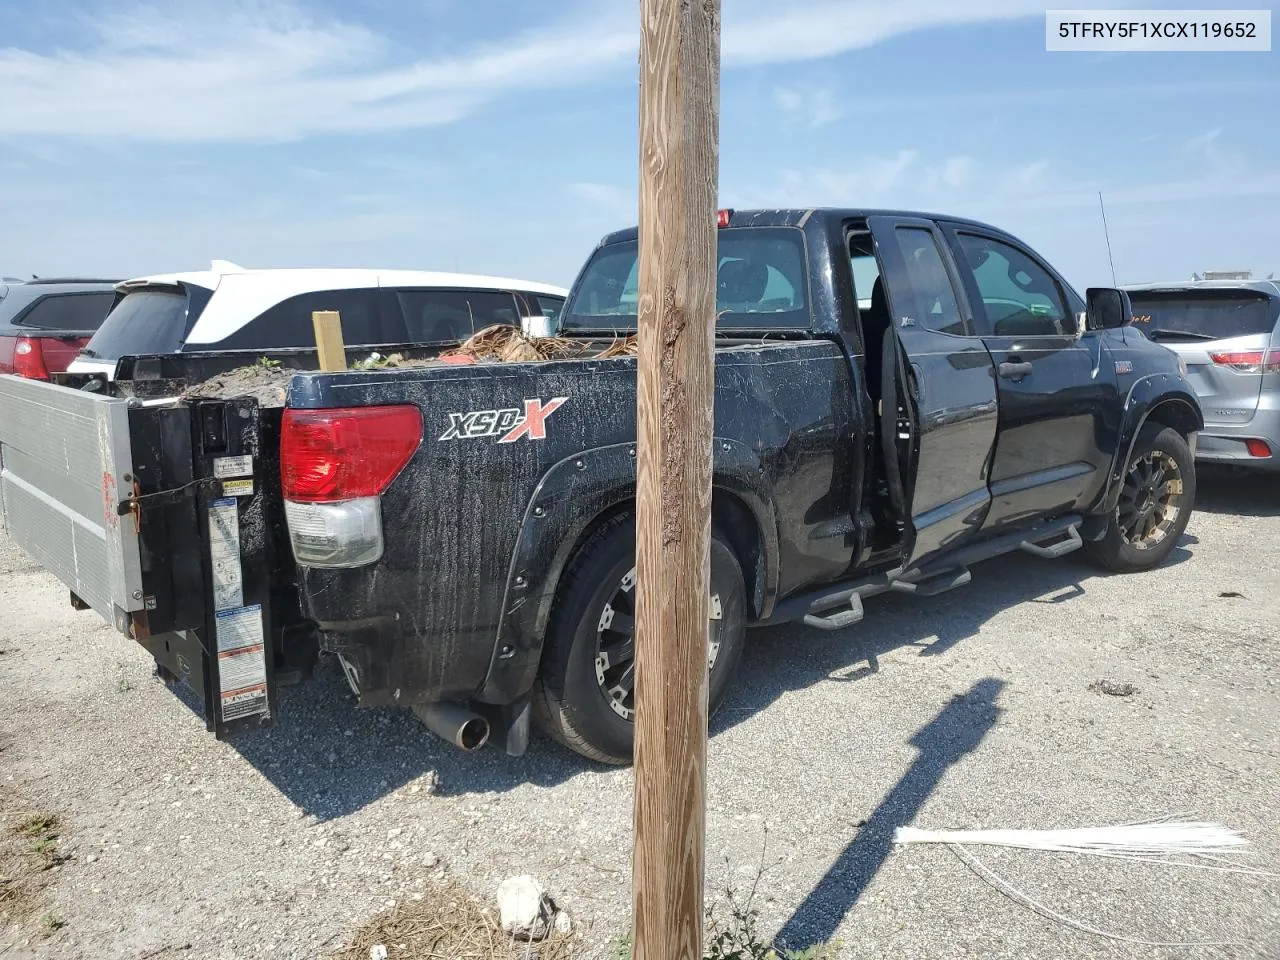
(0, 279, 118, 379)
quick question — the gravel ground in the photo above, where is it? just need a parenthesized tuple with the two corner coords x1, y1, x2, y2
(1, 467, 1278, 960)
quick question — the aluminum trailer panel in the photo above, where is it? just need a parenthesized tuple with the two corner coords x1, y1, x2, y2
(0, 374, 144, 625)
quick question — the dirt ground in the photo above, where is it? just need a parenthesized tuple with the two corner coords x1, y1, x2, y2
(1, 468, 1278, 959)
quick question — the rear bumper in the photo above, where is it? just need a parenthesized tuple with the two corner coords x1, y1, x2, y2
(297, 565, 501, 708)
(1195, 403, 1280, 471)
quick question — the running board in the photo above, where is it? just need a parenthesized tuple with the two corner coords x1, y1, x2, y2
(760, 514, 1084, 631)
(1019, 524, 1083, 559)
(803, 593, 865, 631)
(890, 567, 972, 597)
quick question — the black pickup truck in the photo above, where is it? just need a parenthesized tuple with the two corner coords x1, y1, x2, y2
(0, 209, 1202, 765)
(280, 208, 1202, 763)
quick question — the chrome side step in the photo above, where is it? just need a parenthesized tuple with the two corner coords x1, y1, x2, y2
(1020, 524, 1083, 559)
(891, 566, 973, 597)
(804, 592, 865, 631)
(763, 514, 1085, 633)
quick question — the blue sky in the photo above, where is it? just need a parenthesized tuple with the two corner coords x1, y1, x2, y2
(1, 1, 1276, 292)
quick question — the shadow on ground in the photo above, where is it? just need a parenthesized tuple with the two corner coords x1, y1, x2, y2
(1193, 465, 1280, 518)
(203, 535, 1193, 818)
(774, 677, 1005, 949)
(714, 538, 1191, 737)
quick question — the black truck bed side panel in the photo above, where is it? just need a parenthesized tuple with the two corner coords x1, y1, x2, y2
(287, 340, 864, 706)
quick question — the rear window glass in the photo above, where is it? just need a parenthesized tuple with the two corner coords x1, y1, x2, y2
(561, 227, 809, 332)
(17, 292, 115, 332)
(83, 290, 190, 360)
(384, 289, 519, 343)
(1128, 291, 1277, 341)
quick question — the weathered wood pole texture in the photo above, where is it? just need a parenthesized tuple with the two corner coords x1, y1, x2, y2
(632, 1, 721, 958)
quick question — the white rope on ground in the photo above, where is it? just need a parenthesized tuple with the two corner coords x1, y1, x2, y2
(1057, 848, 1280, 879)
(947, 843, 1238, 948)
(895, 820, 1248, 857)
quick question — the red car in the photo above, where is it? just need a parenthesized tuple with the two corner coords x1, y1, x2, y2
(0, 278, 118, 379)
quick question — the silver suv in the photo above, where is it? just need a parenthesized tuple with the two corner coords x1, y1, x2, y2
(1125, 278, 1279, 471)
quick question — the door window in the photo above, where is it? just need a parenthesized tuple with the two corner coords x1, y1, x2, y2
(385, 289, 520, 343)
(955, 233, 1069, 337)
(850, 253, 880, 312)
(211, 288, 383, 351)
(891, 227, 967, 336)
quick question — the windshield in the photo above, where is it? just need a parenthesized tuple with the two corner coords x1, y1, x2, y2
(82, 288, 193, 359)
(1128, 290, 1277, 341)
(561, 227, 810, 332)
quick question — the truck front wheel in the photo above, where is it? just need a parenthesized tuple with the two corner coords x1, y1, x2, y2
(1086, 423, 1196, 573)
(533, 514, 747, 765)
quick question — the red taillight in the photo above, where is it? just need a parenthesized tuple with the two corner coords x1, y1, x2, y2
(716, 208, 733, 228)
(13, 337, 50, 380)
(281, 406, 422, 502)
(1246, 439, 1272, 458)
(1210, 349, 1280, 373)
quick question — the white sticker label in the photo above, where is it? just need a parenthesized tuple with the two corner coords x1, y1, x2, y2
(214, 455, 254, 479)
(222, 478, 254, 498)
(216, 605, 269, 722)
(208, 498, 243, 612)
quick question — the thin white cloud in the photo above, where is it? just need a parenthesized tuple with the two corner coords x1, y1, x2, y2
(0, 0, 1084, 143)
(724, 0, 1056, 64)
(0, 3, 632, 141)
(772, 86, 844, 127)
(940, 156, 974, 189)
(761, 148, 1280, 218)
(1185, 127, 1223, 152)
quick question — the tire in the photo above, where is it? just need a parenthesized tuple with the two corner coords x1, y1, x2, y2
(532, 514, 747, 765)
(1085, 423, 1196, 573)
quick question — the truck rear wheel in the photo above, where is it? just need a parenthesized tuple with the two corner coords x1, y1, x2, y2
(1086, 423, 1196, 573)
(533, 514, 747, 765)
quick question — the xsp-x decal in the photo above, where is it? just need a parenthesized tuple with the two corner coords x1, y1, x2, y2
(439, 398, 569, 443)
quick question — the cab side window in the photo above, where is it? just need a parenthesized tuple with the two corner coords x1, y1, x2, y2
(955, 233, 1069, 337)
(891, 227, 968, 336)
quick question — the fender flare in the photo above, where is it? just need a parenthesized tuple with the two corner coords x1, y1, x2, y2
(475, 439, 778, 704)
(1097, 372, 1204, 516)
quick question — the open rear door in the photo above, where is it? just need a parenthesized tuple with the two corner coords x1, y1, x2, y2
(867, 217, 999, 568)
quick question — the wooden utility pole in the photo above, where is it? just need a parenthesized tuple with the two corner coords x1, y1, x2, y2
(632, 1, 720, 959)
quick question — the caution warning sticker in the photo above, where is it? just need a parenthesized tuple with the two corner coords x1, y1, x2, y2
(216, 604, 268, 722)
(221, 478, 254, 498)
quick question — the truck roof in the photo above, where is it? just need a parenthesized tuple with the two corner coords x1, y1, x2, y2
(594, 207, 1018, 246)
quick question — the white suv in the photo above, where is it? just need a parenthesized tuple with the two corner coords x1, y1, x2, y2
(68, 262, 568, 380)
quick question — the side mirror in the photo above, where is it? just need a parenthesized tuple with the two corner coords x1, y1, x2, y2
(1085, 287, 1132, 330)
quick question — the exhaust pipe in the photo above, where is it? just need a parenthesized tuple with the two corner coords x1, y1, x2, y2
(413, 702, 491, 752)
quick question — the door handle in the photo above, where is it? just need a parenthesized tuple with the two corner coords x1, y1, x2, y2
(998, 361, 1033, 380)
